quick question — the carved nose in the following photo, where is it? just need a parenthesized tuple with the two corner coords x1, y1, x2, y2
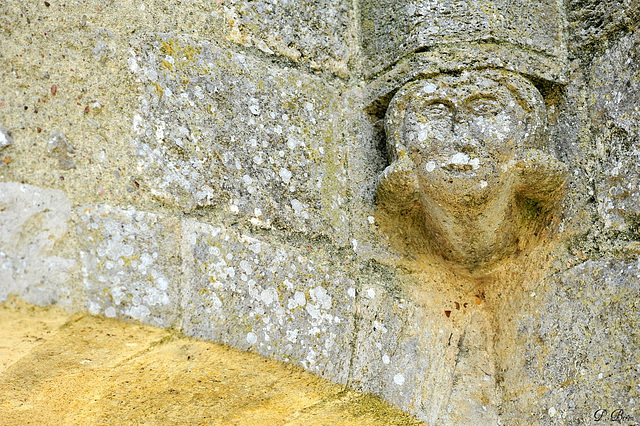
(451, 118, 480, 152)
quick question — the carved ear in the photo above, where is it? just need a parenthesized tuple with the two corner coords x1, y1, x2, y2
(511, 149, 567, 212)
(384, 80, 424, 162)
(376, 156, 421, 212)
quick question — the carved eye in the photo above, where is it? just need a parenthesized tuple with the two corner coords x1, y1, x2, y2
(421, 102, 451, 120)
(467, 98, 503, 116)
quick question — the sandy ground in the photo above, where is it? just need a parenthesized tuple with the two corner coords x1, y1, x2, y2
(0, 297, 421, 425)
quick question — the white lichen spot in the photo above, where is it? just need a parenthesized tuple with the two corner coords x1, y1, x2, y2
(367, 215, 375, 224)
(211, 293, 223, 310)
(425, 161, 436, 172)
(283, 279, 294, 291)
(417, 129, 428, 142)
(286, 329, 298, 343)
(246, 332, 258, 344)
(394, 373, 405, 385)
(132, 114, 143, 134)
(287, 136, 300, 150)
(105, 307, 117, 318)
(291, 199, 303, 214)
(366, 288, 376, 299)
(306, 350, 316, 365)
(422, 83, 437, 94)
(154, 122, 165, 142)
(347, 288, 356, 298)
(310, 286, 331, 310)
(260, 287, 278, 305)
(242, 175, 253, 186)
(194, 85, 204, 99)
(88, 301, 101, 316)
(294, 291, 306, 307)
(279, 168, 292, 184)
(480, 180, 488, 188)
(450, 152, 470, 165)
(127, 53, 140, 73)
(373, 320, 388, 334)
(240, 260, 253, 275)
(248, 98, 260, 115)
(144, 68, 158, 82)
(129, 305, 151, 321)
(306, 303, 320, 319)
(548, 407, 557, 417)
(382, 354, 390, 364)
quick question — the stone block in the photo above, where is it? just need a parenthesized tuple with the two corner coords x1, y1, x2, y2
(180, 219, 356, 383)
(360, 0, 566, 80)
(496, 260, 640, 423)
(349, 276, 500, 425)
(130, 34, 350, 244)
(75, 205, 181, 328)
(220, 0, 354, 77)
(567, 0, 640, 54)
(0, 182, 75, 306)
(590, 32, 640, 233)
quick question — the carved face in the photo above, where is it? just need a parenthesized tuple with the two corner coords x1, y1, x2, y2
(385, 70, 546, 201)
(379, 70, 562, 268)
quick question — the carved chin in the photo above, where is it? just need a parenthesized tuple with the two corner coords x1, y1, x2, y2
(414, 166, 520, 268)
(415, 162, 509, 207)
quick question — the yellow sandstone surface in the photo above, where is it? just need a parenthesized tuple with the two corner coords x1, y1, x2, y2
(0, 297, 420, 425)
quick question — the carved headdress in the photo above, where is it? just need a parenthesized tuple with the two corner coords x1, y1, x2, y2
(361, 0, 568, 114)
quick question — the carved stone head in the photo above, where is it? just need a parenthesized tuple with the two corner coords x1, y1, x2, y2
(377, 69, 565, 270)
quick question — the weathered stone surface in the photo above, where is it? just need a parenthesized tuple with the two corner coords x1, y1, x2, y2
(495, 259, 640, 424)
(75, 205, 181, 327)
(547, 63, 597, 242)
(0, 182, 75, 306)
(130, 34, 350, 244)
(221, 0, 355, 77)
(0, 127, 13, 150)
(350, 285, 448, 424)
(0, 0, 639, 423)
(349, 270, 500, 425)
(590, 32, 640, 234)
(360, 0, 566, 80)
(567, 0, 640, 55)
(180, 219, 356, 382)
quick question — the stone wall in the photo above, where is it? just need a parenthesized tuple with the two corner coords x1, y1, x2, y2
(1, 1, 638, 424)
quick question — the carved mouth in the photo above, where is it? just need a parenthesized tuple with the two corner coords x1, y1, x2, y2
(442, 153, 480, 172)
(425, 152, 482, 173)
(423, 152, 485, 175)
